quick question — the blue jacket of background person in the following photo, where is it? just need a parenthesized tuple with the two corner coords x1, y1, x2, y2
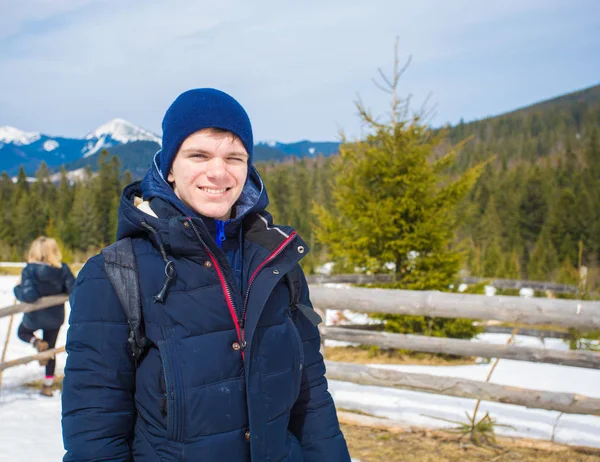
(14, 262, 75, 331)
(61, 161, 350, 461)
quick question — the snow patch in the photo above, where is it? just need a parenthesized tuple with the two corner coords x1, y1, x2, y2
(262, 139, 277, 147)
(10, 176, 36, 183)
(82, 138, 114, 157)
(315, 262, 334, 275)
(43, 140, 59, 151)
(485, 285, 497, 296)
(49, 168, 90, 183)
(0, 126, 41, 145)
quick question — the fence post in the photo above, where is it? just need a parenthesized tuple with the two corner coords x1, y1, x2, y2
(0, 298, 17, 391)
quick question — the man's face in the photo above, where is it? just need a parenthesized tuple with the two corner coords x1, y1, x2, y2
(167, 129, 249, 221)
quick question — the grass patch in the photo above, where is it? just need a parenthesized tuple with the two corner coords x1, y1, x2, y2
(325, 346, 480, 366)
(24, 375, 64, 392)
(0, 267, 24, 276)
(338, 408, 387, 419)
(340, 422, 600, 461)
(0, 263, 83, 277)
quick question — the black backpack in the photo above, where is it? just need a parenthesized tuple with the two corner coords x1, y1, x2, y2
(102, 237, 322, 363)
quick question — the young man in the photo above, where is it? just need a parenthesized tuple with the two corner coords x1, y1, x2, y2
(61, 88, 351, 461)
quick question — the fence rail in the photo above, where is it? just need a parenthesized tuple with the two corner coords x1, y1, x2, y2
(306, 274, 582, 294)
(0, 295, 68, 319)
(325, 327, 600, 369)
(0, 347, 65, 372)
(308, 285, 600, 417)
(0, 295, 69, 380)
(309, 286, 600, 330)
(326, 361, 600, 416)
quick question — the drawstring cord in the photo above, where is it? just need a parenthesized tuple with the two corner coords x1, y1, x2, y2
(141, 221, 176, 303)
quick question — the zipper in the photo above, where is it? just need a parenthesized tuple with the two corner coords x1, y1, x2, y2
(241, 232, 298, 341)
(187, 218, 244, 359)
(215, 220, 227, 249)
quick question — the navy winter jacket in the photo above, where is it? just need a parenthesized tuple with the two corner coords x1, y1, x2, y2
(14, 262, 75, 331)
(61, 164, 350, 461)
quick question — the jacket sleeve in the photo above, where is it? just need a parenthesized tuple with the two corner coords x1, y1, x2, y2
(61, 255, 135, 462)
(288, 268, 351, 462)
(13, 266, 40, 303)
(62, 263, 76, 294)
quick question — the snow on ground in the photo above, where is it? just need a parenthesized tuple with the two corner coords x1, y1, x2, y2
(327, 325, 600, 448)
(0, 276, 68, 461)
(0, 276, 599, 460)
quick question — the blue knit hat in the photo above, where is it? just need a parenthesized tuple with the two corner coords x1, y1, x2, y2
(159, 88, 253, 180)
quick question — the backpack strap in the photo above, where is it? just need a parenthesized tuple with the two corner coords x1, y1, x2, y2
(101, 238, 147, 363)
(285, 266, 322, 327)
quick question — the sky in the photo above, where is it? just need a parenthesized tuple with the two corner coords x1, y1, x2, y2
(1, 0, 599, 143)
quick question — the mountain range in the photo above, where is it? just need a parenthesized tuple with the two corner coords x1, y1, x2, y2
(0, 119, 340, 177)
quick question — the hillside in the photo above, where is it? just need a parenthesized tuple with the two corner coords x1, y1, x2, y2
(447, 83, 600, 171)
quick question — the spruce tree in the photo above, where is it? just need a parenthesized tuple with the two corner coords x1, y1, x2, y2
(314, 52, 485, 290)
(314, 43, 485, 339)
(527, 227, 559, 281)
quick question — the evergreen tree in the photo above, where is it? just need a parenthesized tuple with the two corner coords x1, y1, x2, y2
(314, 46, 485, 290)
(482, 238, 503, 278)
(13, 166, 29, 203)
(527, 227, 559, 281)
(94, 150, 121, 244)
(69, 168, 101, 251)
(519, 167, 548, 247)
(548, 188, 580, 265)
(498, 250, 521, 279)
(122, 170, 134, 189)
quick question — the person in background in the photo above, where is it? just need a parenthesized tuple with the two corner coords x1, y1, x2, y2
(62, 88, 350, 461)
(14, 236, 75, 397)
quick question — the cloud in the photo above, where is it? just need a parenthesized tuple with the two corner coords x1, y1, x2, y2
(1, 0, 599, 141)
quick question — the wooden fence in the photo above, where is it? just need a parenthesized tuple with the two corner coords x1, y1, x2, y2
(306, 274, 582, 295)
(309, 285, 600, 416)
(2, 287, 599, 416)
(0, 296, 69, 377)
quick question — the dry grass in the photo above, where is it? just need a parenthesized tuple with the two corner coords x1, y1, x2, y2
(341, 421, 600, 461)
(24, 375, 64, 392)
(0, 267, 23, 276)
(0, 263, 82, 277)
(325, 346, 479, 366)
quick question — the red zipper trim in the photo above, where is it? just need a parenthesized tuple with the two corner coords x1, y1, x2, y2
(243, 231, 298, 317)
(187, 218, 244, 360)
(206, 250, 241, 340)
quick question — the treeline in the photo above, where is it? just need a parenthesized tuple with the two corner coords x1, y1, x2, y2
(447, 85, 600, 290)
(0, 151, 132, 262)
(263, 87, 600, 290)
(1, 86, 599, 293)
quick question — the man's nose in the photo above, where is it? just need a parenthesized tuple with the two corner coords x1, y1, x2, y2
(205, 157, 227, 179)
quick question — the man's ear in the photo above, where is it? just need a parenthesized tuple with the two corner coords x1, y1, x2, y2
(167, 170, 174, 183)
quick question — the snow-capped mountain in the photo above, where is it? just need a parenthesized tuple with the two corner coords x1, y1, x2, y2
(82, 118, 161, 157)
(0, 119, 161, 175)
(0, 126, 41, 146)
(1, 119, 340, 177)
